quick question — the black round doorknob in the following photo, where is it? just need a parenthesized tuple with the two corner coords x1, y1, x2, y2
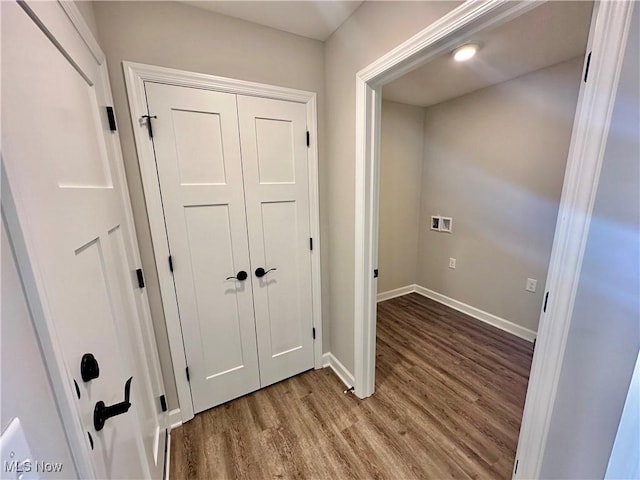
(255, 267, 277, 278)
(226, 270, 248, 281)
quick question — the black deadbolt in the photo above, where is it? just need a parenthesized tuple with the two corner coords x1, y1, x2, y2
(81, 353, 100, 382)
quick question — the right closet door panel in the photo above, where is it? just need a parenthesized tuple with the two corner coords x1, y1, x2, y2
(237, 96, 315, 387)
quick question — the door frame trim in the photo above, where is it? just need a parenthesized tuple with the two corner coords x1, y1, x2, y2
(353, 1, 634, 478)
(124, 62, 324, 423)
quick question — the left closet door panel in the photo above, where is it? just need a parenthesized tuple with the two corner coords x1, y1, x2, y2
(144, 83, 260, 413)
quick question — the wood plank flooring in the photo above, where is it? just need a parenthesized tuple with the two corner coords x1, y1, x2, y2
(170, 293, 534, 479)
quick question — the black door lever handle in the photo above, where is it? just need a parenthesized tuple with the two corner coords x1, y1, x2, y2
(94, 377, 133, 431)
(255, 267, 277, 278)
(226, 270, 248, 281)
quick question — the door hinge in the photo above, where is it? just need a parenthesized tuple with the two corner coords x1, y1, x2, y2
(185, 366, 190, 382)
(373, 269, 378, 278)
(309, 237, 313, 251)
(159, 394, 168, 412)
(169, 255, 174, 273)
(142, 114, 157, 138)
(543, 291, 550, 312)
(136, 268, 145, 288)
(312, 327, 316, 340)
(533, 338, 537, 350)
(514, 459, 519, 475)
(584, 51, 592, 83)
(106, 106, 117, 132)
(306, 131, 310, 147)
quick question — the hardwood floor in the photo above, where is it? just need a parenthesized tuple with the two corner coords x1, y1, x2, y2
(170, 293, 534, 479)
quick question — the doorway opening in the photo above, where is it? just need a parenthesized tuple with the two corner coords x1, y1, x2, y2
(375, 4, 592, 476)
(353, 1, 634, 478)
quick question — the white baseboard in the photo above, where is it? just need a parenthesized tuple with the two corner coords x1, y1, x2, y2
(378, 284, 536, 342)
(168, 409, 182, 430)
(376, 284, 415, 302)
(322, 352, 355, 388)
(164, 430, 171, 480)
(413, 285, 537, 342)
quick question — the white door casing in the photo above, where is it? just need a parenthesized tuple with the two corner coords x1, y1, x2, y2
(2, 2, 166, 477)
(124, 62, 323, 422)
(144, 83, 261, 413)
(237, 96, 315, 387)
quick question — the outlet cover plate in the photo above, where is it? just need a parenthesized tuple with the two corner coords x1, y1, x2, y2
(440, 217, 453, 233)
(526, 278, 537, 292)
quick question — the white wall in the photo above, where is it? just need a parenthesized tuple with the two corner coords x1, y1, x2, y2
(325, 0, 461, 374)
(91, 0, 326, 410)
(378, 59, 583, 334)
(378, 100, 425, 293)
(416, 58, 583, 333)
(1, 215, 77, 478)
(540, 5, 640, 477)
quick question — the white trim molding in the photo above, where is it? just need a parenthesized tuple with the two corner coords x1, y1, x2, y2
(164, 431, 171, 480)
(376, 285, 415, 303)
(123, 62, 324, 423)
(377, 285, 536, 342)
(414, 286, 536, 343)
(322, 353, 355, 390)
(168, 409, 183, 431)
(353, 1, 635, 479)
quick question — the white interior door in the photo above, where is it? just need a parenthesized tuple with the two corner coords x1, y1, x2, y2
(144, 83, 261, 413)
(2, 2, 165, 478)
(237, 96, 315, 387)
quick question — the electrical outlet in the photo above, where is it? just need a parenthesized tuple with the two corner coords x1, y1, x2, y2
(526, 278, 537, 293)
(449, 258, 456, 269)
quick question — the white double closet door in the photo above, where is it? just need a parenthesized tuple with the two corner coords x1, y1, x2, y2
(145, 83, 314, 413)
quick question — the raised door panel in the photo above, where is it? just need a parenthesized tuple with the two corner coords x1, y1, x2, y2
(237, 96, 314, 387)
(144, 83, 260, 413)
(172, 110, 227, 185)
(254, 119, 296, 184)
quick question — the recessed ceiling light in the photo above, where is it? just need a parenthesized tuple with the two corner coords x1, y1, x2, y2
(452, 44, 479, 62)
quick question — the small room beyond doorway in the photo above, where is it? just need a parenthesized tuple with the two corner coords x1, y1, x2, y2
(375, 1, 593, 476)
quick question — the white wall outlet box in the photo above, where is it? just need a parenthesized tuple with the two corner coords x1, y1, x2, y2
(431, 216, 440, 231)
(526, 278, 537, 292)
(440, 217, 453, 233)
(449, 257, 456, 269)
